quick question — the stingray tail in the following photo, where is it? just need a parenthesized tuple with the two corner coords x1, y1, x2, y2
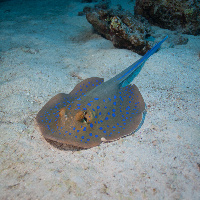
(118, 36, 168, 87)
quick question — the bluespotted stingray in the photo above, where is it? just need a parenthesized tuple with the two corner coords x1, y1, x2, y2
(36, 36, 168, 148)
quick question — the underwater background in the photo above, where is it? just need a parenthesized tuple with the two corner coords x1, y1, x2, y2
(0, 0, 199, 199)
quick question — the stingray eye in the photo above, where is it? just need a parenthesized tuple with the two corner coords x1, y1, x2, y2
(83, 111, 88, 123)
(75, 110, 95, 123)
(59, 107, 67, 119)
(84, 110, 95, 124)
(75, 111, 85, 122)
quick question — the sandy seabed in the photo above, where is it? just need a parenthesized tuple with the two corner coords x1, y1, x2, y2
(0, 0, 200, 199)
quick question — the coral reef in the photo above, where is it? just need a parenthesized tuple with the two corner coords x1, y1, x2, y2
(86, 7, 153, 55)
(81, 0, 189, 54)
(134, 0, 200, 35)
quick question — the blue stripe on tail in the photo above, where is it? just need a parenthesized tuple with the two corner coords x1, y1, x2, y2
(117, 36, 168, 81)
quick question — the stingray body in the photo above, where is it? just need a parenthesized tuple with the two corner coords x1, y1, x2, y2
(36, 36, 168, 148)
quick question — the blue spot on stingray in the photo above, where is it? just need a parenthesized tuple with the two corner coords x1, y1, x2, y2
(77, 98, 81, 100)
(114, 95, 117, 99)
(75, 136, 77, 138)
(92, 108, 95, 111)
(126, 112, 129, 114)
(104, 106, 107, 108)
(113, 102, 116, 105)
(73, 127, 76, 130)
(83, 127, 86, 131)
(94, 98, 99, 100)
(81, 136, 84, 139)
(99, 112, 102, 115)
(90, 123, 93, 128)
(105, 117, 109, 120)
(103, 130, 106, 133)
(87, 139, 90, 141)
(107, 112, 110, 115)
(119, 96, 123, 101)
(89, 133, 92, 136)
(99, 127, 103, 130)
(87, 103, 91, 106)
(69, 133, 71, 135)
(97, 106, 100, 109)
(112, 109, 115, 112)
(112, 113, 116, 117)
(77, 130, 80, 133)
(95, 135, 98, 138)
(108, 98, 111, 101)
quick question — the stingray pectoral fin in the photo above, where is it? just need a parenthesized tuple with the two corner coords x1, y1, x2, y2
(36, 93, 72, 140)
(98, 84, 145, 142)
(69, 77, 104, 98)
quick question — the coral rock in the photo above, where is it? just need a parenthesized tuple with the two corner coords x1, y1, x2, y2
(86, 8, 153, 55)
(134, 0, 200, 35)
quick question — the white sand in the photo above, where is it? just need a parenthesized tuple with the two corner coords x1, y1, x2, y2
(0, 0, 200, 199)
